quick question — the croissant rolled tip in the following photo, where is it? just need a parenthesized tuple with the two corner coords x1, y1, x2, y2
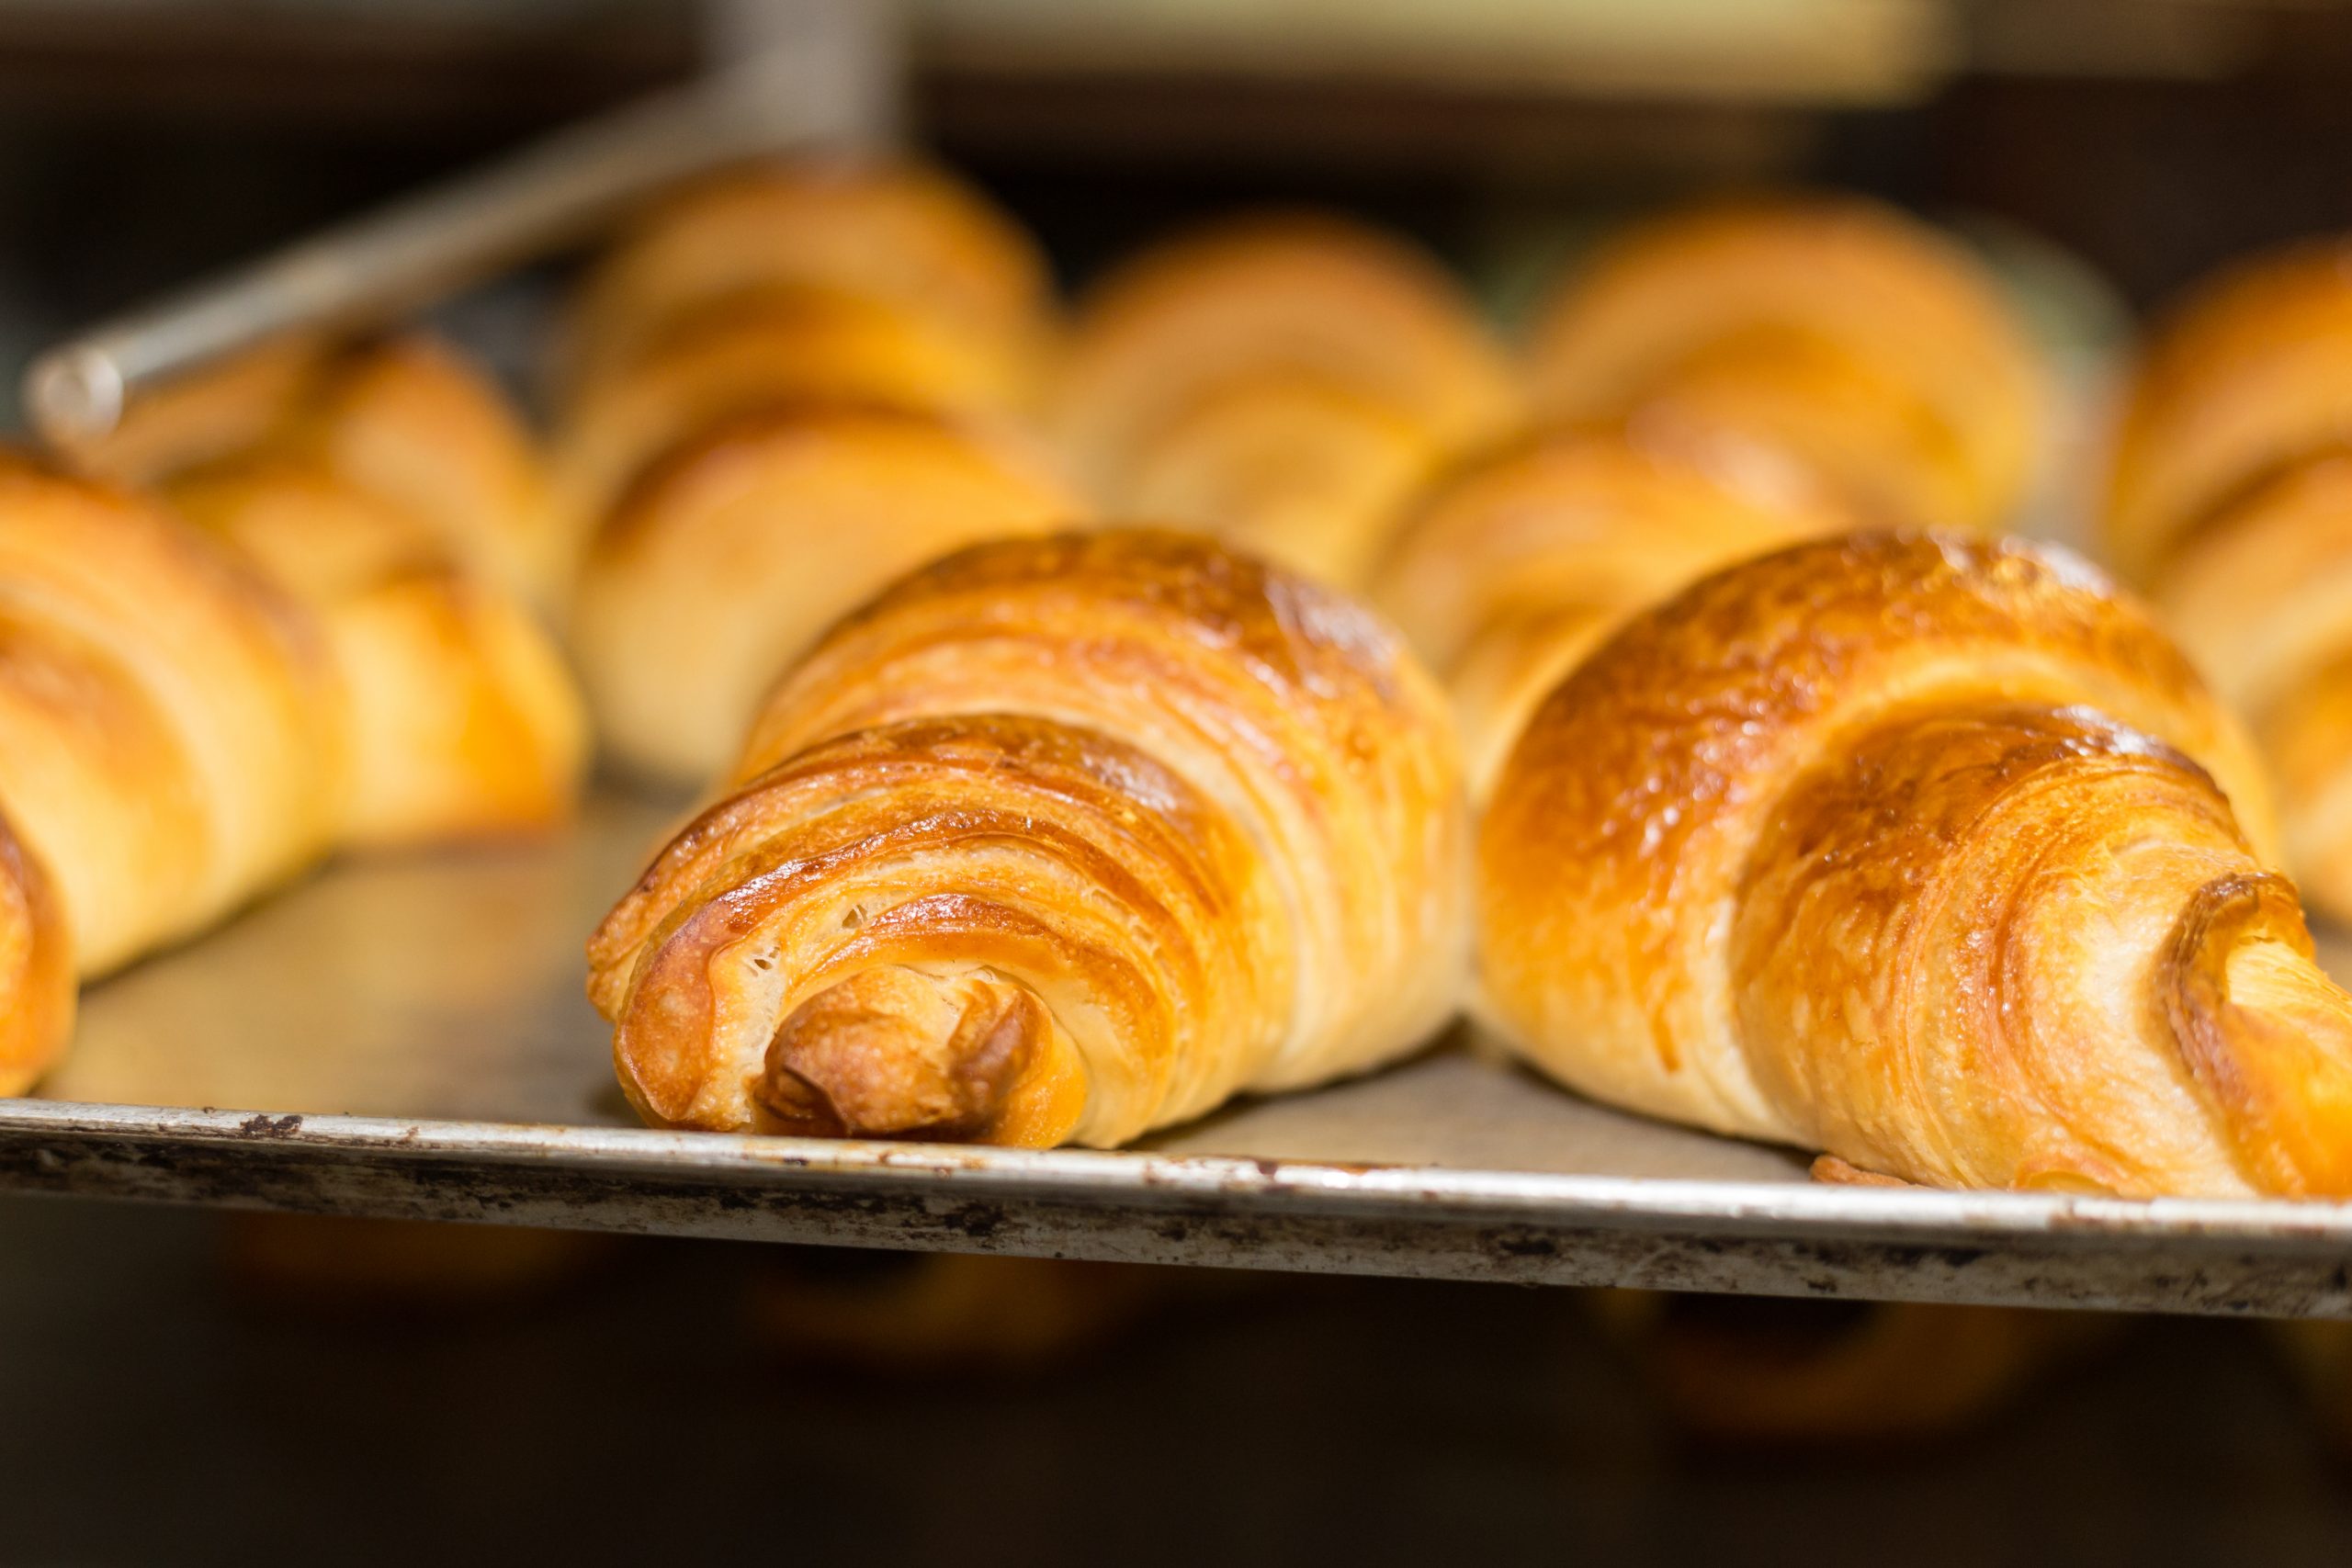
(758, 967, 1052, 1143)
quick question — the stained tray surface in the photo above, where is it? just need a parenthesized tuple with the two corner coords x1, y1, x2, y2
(2, 787, 2346, 1319)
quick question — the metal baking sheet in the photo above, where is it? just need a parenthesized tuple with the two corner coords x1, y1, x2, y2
(0, 787, 2346, 1319)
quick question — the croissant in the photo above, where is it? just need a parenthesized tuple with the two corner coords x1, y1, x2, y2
(571, 405, 1080, 785)
(0, 458, 345, 1089)
(548, 283, 1032, 549)
(1370, 427, 1847, 790)
(1479, 530, 2352, 1198)
(1525, 197, 2047, 535)
(2101, 240, 2352, 923)
(1047, 214, 1520, 584)
(587, 529, 1468, 1148)
(168, 460, 587, 848)
(141, 336, 585, 848)
(549, 162, 1054, 542)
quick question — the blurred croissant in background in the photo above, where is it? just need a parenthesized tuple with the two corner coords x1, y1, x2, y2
(555, 161, 1082, 784)
(156, 338, 587, 848)
(1049, 213, 1521, 587)
(1526, 196, 2047, 536)
(2103, 239, 2352, 926)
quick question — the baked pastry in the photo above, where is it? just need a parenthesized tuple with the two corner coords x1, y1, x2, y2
(1479, 530, 2352, 1198)
(154, 338, 586, 848)
(588, 529, 1468, 1147)
(169, 458, 587, 848)
(548, 283, 1029, 549)
(549, 162, 1057, 551)
(0, 458, 345, 1089)
(1048, 214, 1520, 585)
(570, 405, 1079, 785)
(554, 162, 1078, 784)
(1526, 198, 2047, 535)
(1370, 427, 1847, 790)
(2101, 240, 2352, 922)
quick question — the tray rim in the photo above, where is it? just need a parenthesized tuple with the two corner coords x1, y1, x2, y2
(7, 1096, 2350, 1243)
(8, 1098, 2349, 1317)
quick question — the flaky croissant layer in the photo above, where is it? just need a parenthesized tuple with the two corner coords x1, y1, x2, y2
(1480, 531, 2351, 1199)
(590, 529, 1470, 1148)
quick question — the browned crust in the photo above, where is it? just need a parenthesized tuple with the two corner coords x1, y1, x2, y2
(2164, 872, 2352, 1196)
(592, 529, 1466, 1148)
(1479, 529, 2335, 1193)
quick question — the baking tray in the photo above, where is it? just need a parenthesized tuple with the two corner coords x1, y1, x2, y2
(0, 787, 2346, 1319)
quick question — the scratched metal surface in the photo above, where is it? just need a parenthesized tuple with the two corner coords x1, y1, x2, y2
(0, 785, 2346, 1317)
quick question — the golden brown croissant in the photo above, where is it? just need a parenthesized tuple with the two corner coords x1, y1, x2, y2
(0, 458, 345, 1089)
(1479, 530, 2352, 1198)
(571, 405, 1080, 785)
(1526, 197, 2047, 535)
(149, 337, 586, 848)
(548, 163, 1054, 543)
(588, 529, 1468, 1147)
(1048, 214, 1520, 585)
(2101, 241, 2352, 923)
(1370, 427, 1848, 790)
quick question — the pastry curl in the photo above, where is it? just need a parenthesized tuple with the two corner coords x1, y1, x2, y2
(2101, 241, 2352, 922)
(1048, 215, 1519, 584)
(1477, 531, 2352, 1198)
(570, 405, 1080, 785)
(1370, 427, 1847, 790)
(1526, 198, 2046, 534)
(589, 530, 1468, 1147)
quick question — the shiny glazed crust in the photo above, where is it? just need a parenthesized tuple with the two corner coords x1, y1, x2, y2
(589, 530, 1470, 1148)
(570, 405, 1081, 784)
(2103, 243, 2352, 923)
(1476, 532, 2351, 1197)
(1370, 427, 1847, 790)
(1047, 214, 1519, 579)
(1527, 198, 2046, 534)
